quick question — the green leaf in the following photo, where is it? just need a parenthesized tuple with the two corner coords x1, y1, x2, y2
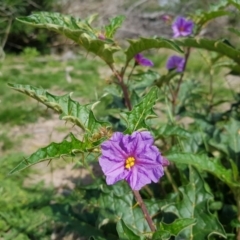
(230, 0, 240, 10)
(160, 218, 197, 235)
(8, 83, 110, 133)
(166, 152, 240, 188)
(228, 27, 240, 37)
(164, 167, 226, 239)
(125, 38, 183, 64)
(193, 10, 229, 29)
(9, 133, 88, 174)
(155, 71, 180, 88)
(209, 118, 240, 166)
(123, 87, 158, 133)
(96, 182, 169, 238)
(174, 38, 240, 63)
(116, 219, 145, 240)
(16, 12, 120, 63)
(155, 124, 190, 139)
(130, 70, 160, 92)
(104, 15, 125, 38)
(152, 218, 196, 239)
(152, 230, 171, 240)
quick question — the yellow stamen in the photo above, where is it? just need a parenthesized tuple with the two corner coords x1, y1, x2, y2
(125, 156, 135, 169)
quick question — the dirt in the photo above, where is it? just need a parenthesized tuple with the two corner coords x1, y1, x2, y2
(7, 113, 99, 192)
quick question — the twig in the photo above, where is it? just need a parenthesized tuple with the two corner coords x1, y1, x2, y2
(109, 64, 132, 110)
(171, 47, 191, 116)
(133, 190, 156, 232)
(1, 17, 12, 50)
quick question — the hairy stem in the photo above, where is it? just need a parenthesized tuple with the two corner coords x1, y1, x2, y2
(235, 188, 240, 240)
(109, 64, 132, 110)
(133, 190, 156, 232)
(1, 18, 12, 50)
(171, 47, 191, 116)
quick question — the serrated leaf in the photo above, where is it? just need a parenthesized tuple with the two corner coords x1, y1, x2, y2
(116, 219, 144, 240)
(130, 70, 160, 93)
(160, 218, 197, 236)
(166, 152, 240, 188)
(155, 71, 180, 88)
(212, 60, 240, 75)
(192, 10, 229, 29)
(124, 87, 158, 133)
(96, 181, 169, 238)
(230, 0, 240, 10)
(125, 38, 183, 64)
(209, 118, 240, 166)
(164, 167, 226, 239)
(8, 83, 110, 133)
(155, 124, 190, 139)
(228, 27, 240, 37)
(104, 15, 125, 38)
(152, 218, 196, 239)
(9, 133, 88, 174)
(152, 230, 171, 240)
(16, 12, 120, 63)
(174, 38, 240, 63)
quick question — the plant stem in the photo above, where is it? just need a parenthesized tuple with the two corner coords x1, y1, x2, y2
(1, 18, 12, 50)
(164, 167, 179, 193)
(109, 64, 132, 110)
(133, 190, 156, 232)
(235, 188, 240, 240)
(171, 47, 191, 116)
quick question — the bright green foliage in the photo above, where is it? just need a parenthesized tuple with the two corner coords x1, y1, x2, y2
(124, 87, 158, 133)
(104, 15, 125, 38)
(155, 124, 190, 139)
(209, 118, 240, 165)
(230, 0, 240, 10)
(117, 220, 145, 240)
(9, 133, 87, 174)
(174, 38, 240, 63)
(8, 83, 110, 132)
(192, 9, 229, 31)
(164, 168, 226, 239)
(166, 152, 240, 188)
(16, 12, 120, 64)
(125, 38, 183, 64)
(152, 219, 197, 240)
(5, 2, 240, 239)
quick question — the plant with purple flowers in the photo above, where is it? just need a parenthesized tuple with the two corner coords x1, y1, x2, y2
(166, 55, 185, 72)
(134, 53, 154, 67)
(172, 16, 194, 38)
(99, 131, 168, 190)
(8, 4, 240, 239)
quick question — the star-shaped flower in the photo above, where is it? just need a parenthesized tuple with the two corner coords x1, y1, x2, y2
(166, 55, 185, 72)
(99, 131, 169, 190)
(134, 53, 154, 67)
(172, 16, 194, 38)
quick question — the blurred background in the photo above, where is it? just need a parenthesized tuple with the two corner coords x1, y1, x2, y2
(0, 1, 239, 239)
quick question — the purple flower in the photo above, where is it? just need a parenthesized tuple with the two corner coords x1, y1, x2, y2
(99, 131, 168, 190)
(161, 14, 172, 23)
(172, 16, 194, 38)
(166, 55, 185, 72)
(134, 53, 154, 67)
(98, 32, 106, 40)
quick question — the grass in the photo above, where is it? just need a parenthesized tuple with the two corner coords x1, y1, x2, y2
(0, 54, 105, 126)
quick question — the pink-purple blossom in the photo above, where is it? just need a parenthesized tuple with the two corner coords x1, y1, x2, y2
(99, 131, 169, 190)
(98, 32, 106, 40)
(166, 55, 185, 72)
(172, 16, 194, 38)
(134, 53, 154, 67)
